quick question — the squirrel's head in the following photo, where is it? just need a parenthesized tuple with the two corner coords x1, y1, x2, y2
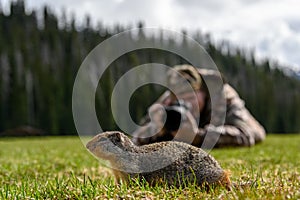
(86, 131, 135, 160)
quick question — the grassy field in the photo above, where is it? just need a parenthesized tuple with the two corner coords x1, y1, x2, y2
(0, 134, 299, 199)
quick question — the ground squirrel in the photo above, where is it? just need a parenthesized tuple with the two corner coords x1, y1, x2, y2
(86, 131, 231, 189)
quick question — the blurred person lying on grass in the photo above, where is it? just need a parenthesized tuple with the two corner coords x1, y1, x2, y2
(132, 65, 266, 148)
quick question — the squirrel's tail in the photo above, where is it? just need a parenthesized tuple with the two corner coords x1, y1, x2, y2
(219, 170, 231, 190)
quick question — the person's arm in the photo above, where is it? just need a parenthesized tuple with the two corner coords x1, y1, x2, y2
(192, 84, 266, 148)
(191, 125, 256, 148)
(171, 109, 264, 148)
(168, 112, 256, 148)
(131, 92, 174, 146)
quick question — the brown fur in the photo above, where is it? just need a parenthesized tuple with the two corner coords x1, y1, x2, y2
(86, 131, 231, 189)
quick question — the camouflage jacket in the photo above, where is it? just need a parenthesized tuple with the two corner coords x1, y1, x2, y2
(132, 69, 266, 148)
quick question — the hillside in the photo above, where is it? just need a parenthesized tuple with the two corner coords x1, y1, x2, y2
(0, 0, 299, 134)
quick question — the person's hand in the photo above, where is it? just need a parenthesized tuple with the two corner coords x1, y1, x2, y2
(170, 110, 199, 144)
(147, 103, 168, 138)
(132, 103, 167, 145)
(148, 103, 166, 127)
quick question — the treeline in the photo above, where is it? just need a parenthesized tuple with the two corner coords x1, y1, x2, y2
(0, 0, 299, 135)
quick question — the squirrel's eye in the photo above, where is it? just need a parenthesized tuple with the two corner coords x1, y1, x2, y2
(115, 135, 121, 142)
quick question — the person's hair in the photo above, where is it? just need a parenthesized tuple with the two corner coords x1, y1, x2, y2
(171, 64, 202, 91)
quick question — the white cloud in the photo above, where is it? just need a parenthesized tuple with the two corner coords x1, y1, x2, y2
(2, 0, 300, 70)
(171, 0, 300, 70)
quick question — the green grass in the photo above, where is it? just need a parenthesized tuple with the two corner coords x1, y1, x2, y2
(0, 135, 299, 199)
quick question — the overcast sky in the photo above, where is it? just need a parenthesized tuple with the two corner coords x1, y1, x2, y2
(2, 0, 300, 71)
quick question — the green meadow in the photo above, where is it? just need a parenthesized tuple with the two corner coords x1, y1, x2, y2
(0, 134, 299, 199)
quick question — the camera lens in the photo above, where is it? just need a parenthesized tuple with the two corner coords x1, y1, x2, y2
(164, 100, 187, 131)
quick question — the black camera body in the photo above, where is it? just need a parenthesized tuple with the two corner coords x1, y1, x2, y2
(164, 100, 189, 131)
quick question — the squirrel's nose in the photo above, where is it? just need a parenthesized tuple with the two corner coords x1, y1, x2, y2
(86, 141, 94, 151)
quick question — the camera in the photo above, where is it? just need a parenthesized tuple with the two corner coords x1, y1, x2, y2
(164, 100, 189, 131)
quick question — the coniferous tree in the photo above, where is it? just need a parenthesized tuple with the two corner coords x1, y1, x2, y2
(0, 1, 299, 135)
